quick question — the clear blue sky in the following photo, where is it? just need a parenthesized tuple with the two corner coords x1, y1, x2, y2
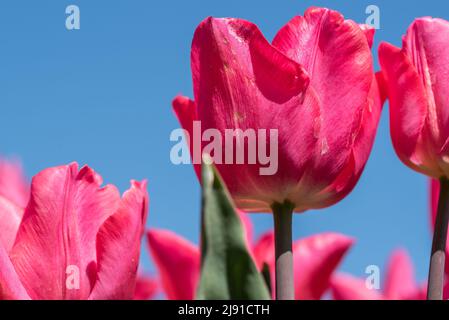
(0, 0, 446, 287)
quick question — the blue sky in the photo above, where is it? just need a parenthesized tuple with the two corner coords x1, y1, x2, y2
(0, 0, 446, 289)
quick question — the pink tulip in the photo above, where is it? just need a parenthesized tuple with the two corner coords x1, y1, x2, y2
(0, 162, 148, 300)
(330, 249, 429, 300)
(173, 7, 382, 212)
(147, 213, 353, 300)
(379, 18, 449, 178)
(379, 17, 449, 299)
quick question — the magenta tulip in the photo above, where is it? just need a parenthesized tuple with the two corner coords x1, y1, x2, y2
(379, 17, 449, 300)
(173, 6, 381, 299)
(379, 18, 449, 178)
(173, 7, 381, 213)
(0, 162, 148, 300)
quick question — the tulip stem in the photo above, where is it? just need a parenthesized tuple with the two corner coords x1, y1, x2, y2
(427, 177, 449, 300)
(272, 201, 295, 300)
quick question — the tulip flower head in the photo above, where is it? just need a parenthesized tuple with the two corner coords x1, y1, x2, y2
(379, 16, 449, 300)
(173, 7, 382, 213)
(379, 17, 449, 178)
(0, 162, 148, 300)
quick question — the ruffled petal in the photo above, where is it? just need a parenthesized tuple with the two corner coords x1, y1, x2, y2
(9, 163, 121, 300)
(89, 181, 148, 300)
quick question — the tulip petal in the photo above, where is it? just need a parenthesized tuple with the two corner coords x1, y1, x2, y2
(384, 249, 417, 300)
(0, 196, 24, 252)
(192, 17, 309, 109)
(272, 8, 374, 190)
(403, 18, 449, 152)
(172, 96, 201, 180)
(293, 233, 354, 300)
(330, 273, 383, 300)
(0, 244, 30, 300)
(378, 42, 429, 172)
(9, 163, 121, 300)
(0, 159, 29, 208)
(147, 229, 200, 300)
(89, 181, 148, 300)
(321, 70, 383, 207)
(190, 17, 319, 212)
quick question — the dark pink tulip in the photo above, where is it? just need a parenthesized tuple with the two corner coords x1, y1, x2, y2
(0, 163, 148, 300)
(379, 18, 449, 178)
(147, 214, 353, 300)
(330, 249, 429, 300)
(173, 7, 382, 212)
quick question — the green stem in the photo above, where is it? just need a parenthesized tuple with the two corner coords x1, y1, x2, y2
(427, 177, 449, 300)
(272, 201, 295, 300)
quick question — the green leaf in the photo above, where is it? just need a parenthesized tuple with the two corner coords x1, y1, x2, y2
(196, 159, 271, 300)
